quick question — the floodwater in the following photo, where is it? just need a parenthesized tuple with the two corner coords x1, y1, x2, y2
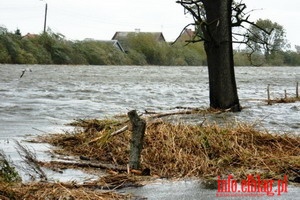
(0, 64, 299, 199)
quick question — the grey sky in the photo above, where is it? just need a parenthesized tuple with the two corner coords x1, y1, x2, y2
(0, 0, 299, 48)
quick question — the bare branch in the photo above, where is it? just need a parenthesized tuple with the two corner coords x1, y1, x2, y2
(176, 0, 204, 23)
(172, 23, 197, 44)
(176, 0, 273, 66)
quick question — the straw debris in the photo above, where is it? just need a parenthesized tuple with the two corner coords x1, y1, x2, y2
(0, 181, 131, 200)
(40, 118, 300, 181)
(1, 141, 134, 199)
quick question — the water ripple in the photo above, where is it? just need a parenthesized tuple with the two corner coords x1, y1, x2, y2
(0, 65, 299, 138)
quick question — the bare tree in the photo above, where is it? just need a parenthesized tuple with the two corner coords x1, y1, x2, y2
(247, 19, 289, 62)
(176, 0, 270, 111)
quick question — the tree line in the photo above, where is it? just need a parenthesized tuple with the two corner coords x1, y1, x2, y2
(0, 27, 206, 66)
(234, 18, 300, 66)
(0, 25, 299, 66)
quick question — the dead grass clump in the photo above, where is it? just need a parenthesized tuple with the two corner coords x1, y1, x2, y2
(85, 174, 143, 190)
(69, 119, 124, 133)
(41, 119, 300, 180)
(141, 122, 300, 179)
(0, 181, 130, 200)
(267, 97, 300, 104)
(41, 119, 130, 165)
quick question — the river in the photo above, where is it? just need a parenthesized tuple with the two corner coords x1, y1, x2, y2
(0, 64, 299, 199)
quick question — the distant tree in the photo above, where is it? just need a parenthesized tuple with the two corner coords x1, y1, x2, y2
(247, 19, 289, 62)
(233, 49, 251, 66)
(282, 51, 300, 66)
(295, 45, 300, 54)
(0, 26, 7, 35)
(127, 49, 148, 65)
(21, 36, 52, 64)
(38, 32, 74, 64)
(127, 33, 165, 65)
(14, 28, 21, 36)
(0, 42, 11, 63)
(0, 33, 36, 64)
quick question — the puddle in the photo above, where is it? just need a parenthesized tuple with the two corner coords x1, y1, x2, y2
(119, 179, 300, 200)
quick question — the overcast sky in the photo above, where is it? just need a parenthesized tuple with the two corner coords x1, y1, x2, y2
(0, 0, 299, 48)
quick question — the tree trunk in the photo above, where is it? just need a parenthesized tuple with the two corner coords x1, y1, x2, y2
(203, 0, 241, 111)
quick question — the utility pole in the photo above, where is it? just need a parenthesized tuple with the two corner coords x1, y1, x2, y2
(43, 3, 48, 33)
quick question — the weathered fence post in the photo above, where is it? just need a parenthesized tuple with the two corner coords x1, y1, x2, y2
(296, 82, 299, 98)
(267, 84, 271, 105)
(284, 90, 287, 99)
(128, 110, 146, 170)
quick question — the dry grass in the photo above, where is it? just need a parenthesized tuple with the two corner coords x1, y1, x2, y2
(0, 181, 131, 200)
(267, 97, 300, 104)
(40, 118, 300, 181)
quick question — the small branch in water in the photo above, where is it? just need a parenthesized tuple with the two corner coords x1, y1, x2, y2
(32, 127, 49, 134)
(88, 125, 128, 144)
(111, 125, 128, 137)
(40, 160, 127, 172)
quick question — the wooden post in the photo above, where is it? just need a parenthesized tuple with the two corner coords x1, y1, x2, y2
(43, 3, 48, 33)
(267, 84, 271, 105)
(296, 82, 299, 98)
(128, 110, 146, 170)
(284, 90, 287, 99)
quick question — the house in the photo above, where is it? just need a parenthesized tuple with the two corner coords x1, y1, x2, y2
(98, 40, 125, 53)
(22, 33, 39, 39)
(111, 29, 166, 52)
(83, 39, 125, 53)
(175, 28, 196, 42)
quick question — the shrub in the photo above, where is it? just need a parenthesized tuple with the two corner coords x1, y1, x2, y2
(0, 151, 21, 183)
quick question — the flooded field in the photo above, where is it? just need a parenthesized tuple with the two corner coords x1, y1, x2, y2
(0, 64, 299, 199)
